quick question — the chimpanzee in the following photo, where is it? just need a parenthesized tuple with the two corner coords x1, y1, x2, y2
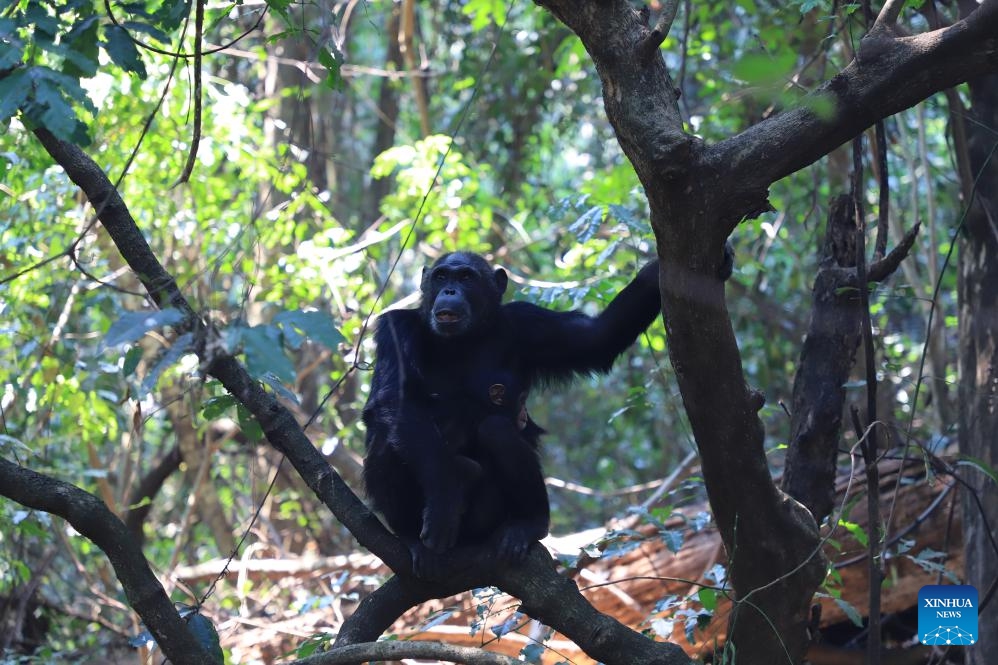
(362, 251, 663, 576)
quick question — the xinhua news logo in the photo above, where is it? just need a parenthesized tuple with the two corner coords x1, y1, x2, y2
(918, 585, 978, 646)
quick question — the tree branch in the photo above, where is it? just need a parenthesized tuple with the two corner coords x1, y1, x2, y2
(31, 126, 409, 570)
(0, 458, 215, 664)
(873, 0, 908, 32)
(635, 0, 679, 64)
(302, 640, 520, 664)
(714, 0, 998, 207)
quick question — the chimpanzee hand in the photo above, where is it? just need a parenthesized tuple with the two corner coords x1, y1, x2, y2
(420, 501, 461, 553)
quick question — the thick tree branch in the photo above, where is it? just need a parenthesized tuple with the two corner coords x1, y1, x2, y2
(636, 0, 679, 64)
(537, 0, 996, 235)
(782, 197, 919, 523)
(714, 0, 998, 207)
(873, 0, 907, 31)
(0, 458, 215, 664)
(333, 547, 691, 665)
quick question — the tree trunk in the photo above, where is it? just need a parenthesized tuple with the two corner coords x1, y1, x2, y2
(957, 67, 998, 665)
(363, 2, 403, 225)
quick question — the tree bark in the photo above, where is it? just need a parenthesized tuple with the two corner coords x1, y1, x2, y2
(782, 195, 862, 522)
(362, 1, 403, 225)
(957, 59, 998, 665)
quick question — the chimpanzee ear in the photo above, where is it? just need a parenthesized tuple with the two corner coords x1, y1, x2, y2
(494, 268, 508, 296)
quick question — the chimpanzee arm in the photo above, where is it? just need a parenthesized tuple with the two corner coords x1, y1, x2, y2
(362, 310, 466, 553)
(508, 260, 661, 381)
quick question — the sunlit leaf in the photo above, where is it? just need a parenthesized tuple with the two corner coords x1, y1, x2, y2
(274, 309, 345, 350)
(104, 309, 186, 348)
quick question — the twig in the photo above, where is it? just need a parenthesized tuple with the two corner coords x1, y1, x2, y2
(174, 0, 204, 185)
(851, 130, 883, 665)
(636, 0, 679, 63)
(873, 0, 906, 32)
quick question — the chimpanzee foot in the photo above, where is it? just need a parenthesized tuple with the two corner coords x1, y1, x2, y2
(494, 521, 543, 564)
(407, 541, 448, 580)
(419, 501, 462, 554)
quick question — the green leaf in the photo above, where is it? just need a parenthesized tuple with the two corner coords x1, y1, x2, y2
(186, 613, 223, 664)
(0, 32, 24, 70)
(62, 16, 100, 79)
(103, 25, 147, 78)
(462, 0, 507, 30)
(659, 529, 684, 553)
(24, 68, 93, 143)
(698, 587, 718, 612)
(122, 345, 143, 377)
(0, 69, 30, 122)
(236, 404, 264, 442)
(795, 0, 823, 14)
(260, 372, 299, 405)
(833, 597, 864, 627)
(906, 548, 959, 583)
(25, 3, 59, 38)
(732, 50, 797, 86)
(568, 204, 603, 243)
(139, 332, 193, 396)
(273, 309, 344, 350)
(202, 394, 238, 420)
(31, 79, 83, 141)
(317, 44, 344, 91)
(838, 519, 868, 548)
(241, 324, 295, 382)
(958, 455, 998, 485)
(104, 308, 186, 348)
(265, 0, 294, 25)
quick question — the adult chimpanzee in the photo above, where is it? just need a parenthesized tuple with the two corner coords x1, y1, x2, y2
(362, 251, 662, 576)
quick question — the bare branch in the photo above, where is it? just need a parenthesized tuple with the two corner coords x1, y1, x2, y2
(317, 641, 521, 664)
(873, 0, 907, 31)
(869, 222, 921, 282)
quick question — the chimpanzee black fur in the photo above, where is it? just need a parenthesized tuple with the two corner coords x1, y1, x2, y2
(362, 251, 662, 576)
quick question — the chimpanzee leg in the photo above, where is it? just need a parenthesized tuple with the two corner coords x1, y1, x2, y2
(365, 442, 485, 578)
(363, 444, 424, 540)
(475, 415, 550, 560)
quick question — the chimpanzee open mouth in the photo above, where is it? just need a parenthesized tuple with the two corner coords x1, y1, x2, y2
(434, 310, 461, 323)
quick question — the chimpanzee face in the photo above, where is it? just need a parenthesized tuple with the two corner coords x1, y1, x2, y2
(421, 253, 508, 338)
